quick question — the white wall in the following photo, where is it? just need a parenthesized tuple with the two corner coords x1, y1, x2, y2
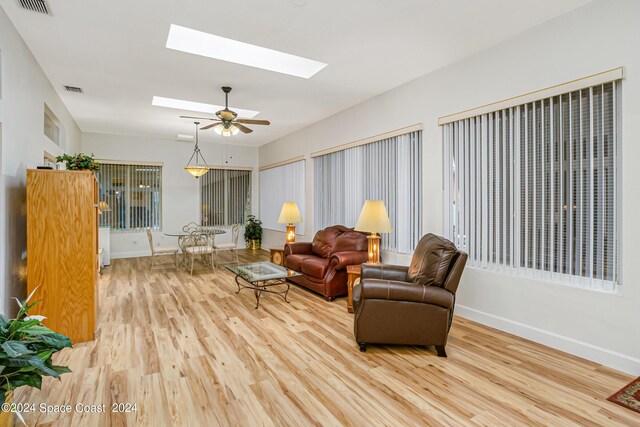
(0, 6, 82, 316)
(258, 0, 640, 374)
(81, 133, 259, 258)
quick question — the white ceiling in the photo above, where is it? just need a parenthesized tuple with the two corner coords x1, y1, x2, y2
(2, 0, 592, 147)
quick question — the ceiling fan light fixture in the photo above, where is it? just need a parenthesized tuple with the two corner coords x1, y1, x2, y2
(213, 123, 225, 135)
(213, 123, 240, 137)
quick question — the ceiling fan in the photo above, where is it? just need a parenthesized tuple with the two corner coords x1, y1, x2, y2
(180, 86, 270, 136)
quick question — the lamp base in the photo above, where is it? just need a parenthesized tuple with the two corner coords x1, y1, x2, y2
(366, 234, 381, 264)
(285, 224, 296, 244)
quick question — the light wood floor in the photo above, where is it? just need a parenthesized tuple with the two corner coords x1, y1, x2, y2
(16, 250, 639, 426)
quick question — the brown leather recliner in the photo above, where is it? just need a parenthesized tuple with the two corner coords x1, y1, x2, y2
(285, 225, 369, 301)
(353, 233, 467, 357)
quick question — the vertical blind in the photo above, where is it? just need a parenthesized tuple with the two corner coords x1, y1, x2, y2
(200, 169, 251, 226)
(259, 160, 305, 232)
(443, 81, 620, 291)
(314, 131, 422, 254)
(97, 163, 162, 232)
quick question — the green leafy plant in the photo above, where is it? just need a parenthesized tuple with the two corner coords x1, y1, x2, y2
(0, 288, 72, 407)
(56, 153, 100, 172)
(244, 215, 263, 245)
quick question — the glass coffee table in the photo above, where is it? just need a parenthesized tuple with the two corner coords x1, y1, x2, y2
(226, 261, 301, 309)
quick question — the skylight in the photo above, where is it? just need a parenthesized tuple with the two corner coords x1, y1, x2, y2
(165, 24, 327, 79)
(152, 96, 259, 118)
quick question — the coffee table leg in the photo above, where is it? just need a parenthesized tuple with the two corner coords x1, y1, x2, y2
(235, 275, 242, 294)
(283, 280, 291, 304)
(233, 276, 291, 309)
(254, 282, 264, 309)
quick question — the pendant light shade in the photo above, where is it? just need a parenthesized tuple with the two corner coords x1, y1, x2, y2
(184, 122, 209, 178)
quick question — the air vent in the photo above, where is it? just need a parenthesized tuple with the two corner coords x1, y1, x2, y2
(64, 86, 83, 94)
(18, 0, 50, 15)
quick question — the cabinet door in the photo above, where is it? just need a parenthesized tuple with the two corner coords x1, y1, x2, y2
(27, 170, 97, 343)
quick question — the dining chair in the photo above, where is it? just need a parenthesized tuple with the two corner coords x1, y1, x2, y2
(213, 224, 240, 264)
(146, 229, 179, 270)
(182, 221, 201, 233)
(181, 229, 216, 275)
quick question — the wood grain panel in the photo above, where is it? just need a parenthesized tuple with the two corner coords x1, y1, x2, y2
(27, 169, 97, 343)
(13, 251, 639, 426)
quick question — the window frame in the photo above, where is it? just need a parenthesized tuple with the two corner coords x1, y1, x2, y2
(259, 159, 306, 233)
(199, 167, 252, 227)
(442, 80, 621, 291)
(313, 130, 423, 255)
(96, 161, 163, 233)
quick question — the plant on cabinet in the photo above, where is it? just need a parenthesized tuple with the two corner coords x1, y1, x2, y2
(55, 153, 100, 172)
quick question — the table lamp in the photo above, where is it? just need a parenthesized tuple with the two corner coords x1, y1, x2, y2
(278, 202, 303, 243)
(355, 200, 392, 264)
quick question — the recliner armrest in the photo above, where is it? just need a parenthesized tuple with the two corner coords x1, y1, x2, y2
(285, 242, 313, 256)
(358, 278, 454, 309)
(329, 251, 369, 270)
(361, 264, 408, 281)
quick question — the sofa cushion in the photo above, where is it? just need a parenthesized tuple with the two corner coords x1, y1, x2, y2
(301, 257, 330, 279)
(333, 231, 368, 253)
(285, 254, 316, 272)
(311, 227, 342, 258)
(407, 234, 458, 287)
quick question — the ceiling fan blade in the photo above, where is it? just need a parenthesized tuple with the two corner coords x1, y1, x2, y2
(235, 123, 253, 134)
(200, 122, 219, 130)
(235, 119, 270, 125)
(179, 115, 218, 121)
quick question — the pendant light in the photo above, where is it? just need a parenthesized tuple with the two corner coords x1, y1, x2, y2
(184, 121, 209, 178)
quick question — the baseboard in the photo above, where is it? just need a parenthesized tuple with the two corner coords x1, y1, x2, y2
(111, 250, 150, 259)
(456, 305, 640, 375)
(110, 248, 267, 260)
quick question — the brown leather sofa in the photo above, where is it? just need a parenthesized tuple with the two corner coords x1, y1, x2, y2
(284, 225, 369, 301)
(352, 233, 467, 357)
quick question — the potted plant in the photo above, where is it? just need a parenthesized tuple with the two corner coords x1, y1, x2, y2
(0, 289, 72, 426)
(56, 153, 100, 173)
(244, 215, 263, 250)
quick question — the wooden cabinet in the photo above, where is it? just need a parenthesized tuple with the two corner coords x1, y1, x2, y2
(27, 170, 98, 343)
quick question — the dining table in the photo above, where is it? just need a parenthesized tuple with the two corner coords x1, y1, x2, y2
(163, 227, 226, 238)
(163, 227, 226, 268)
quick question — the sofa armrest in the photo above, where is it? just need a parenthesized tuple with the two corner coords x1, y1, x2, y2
(358, 278, 454, 309)
(329, 251, 369, 270)
(361, 264, 409, 282)
(285, 242, 313, 256)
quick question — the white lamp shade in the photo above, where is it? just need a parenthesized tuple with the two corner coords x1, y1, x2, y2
(278, 202, 303, 224)
(355, 200, 392, 233)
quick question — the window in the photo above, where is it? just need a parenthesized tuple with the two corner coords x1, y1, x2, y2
(97, 163, 162, 232)
(200, 168, 251, 226)
(314, 131, 422, 254)
(259, 160, 305, 232)
(443, 81, 620, 291)
(43, 104, 60, 146)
